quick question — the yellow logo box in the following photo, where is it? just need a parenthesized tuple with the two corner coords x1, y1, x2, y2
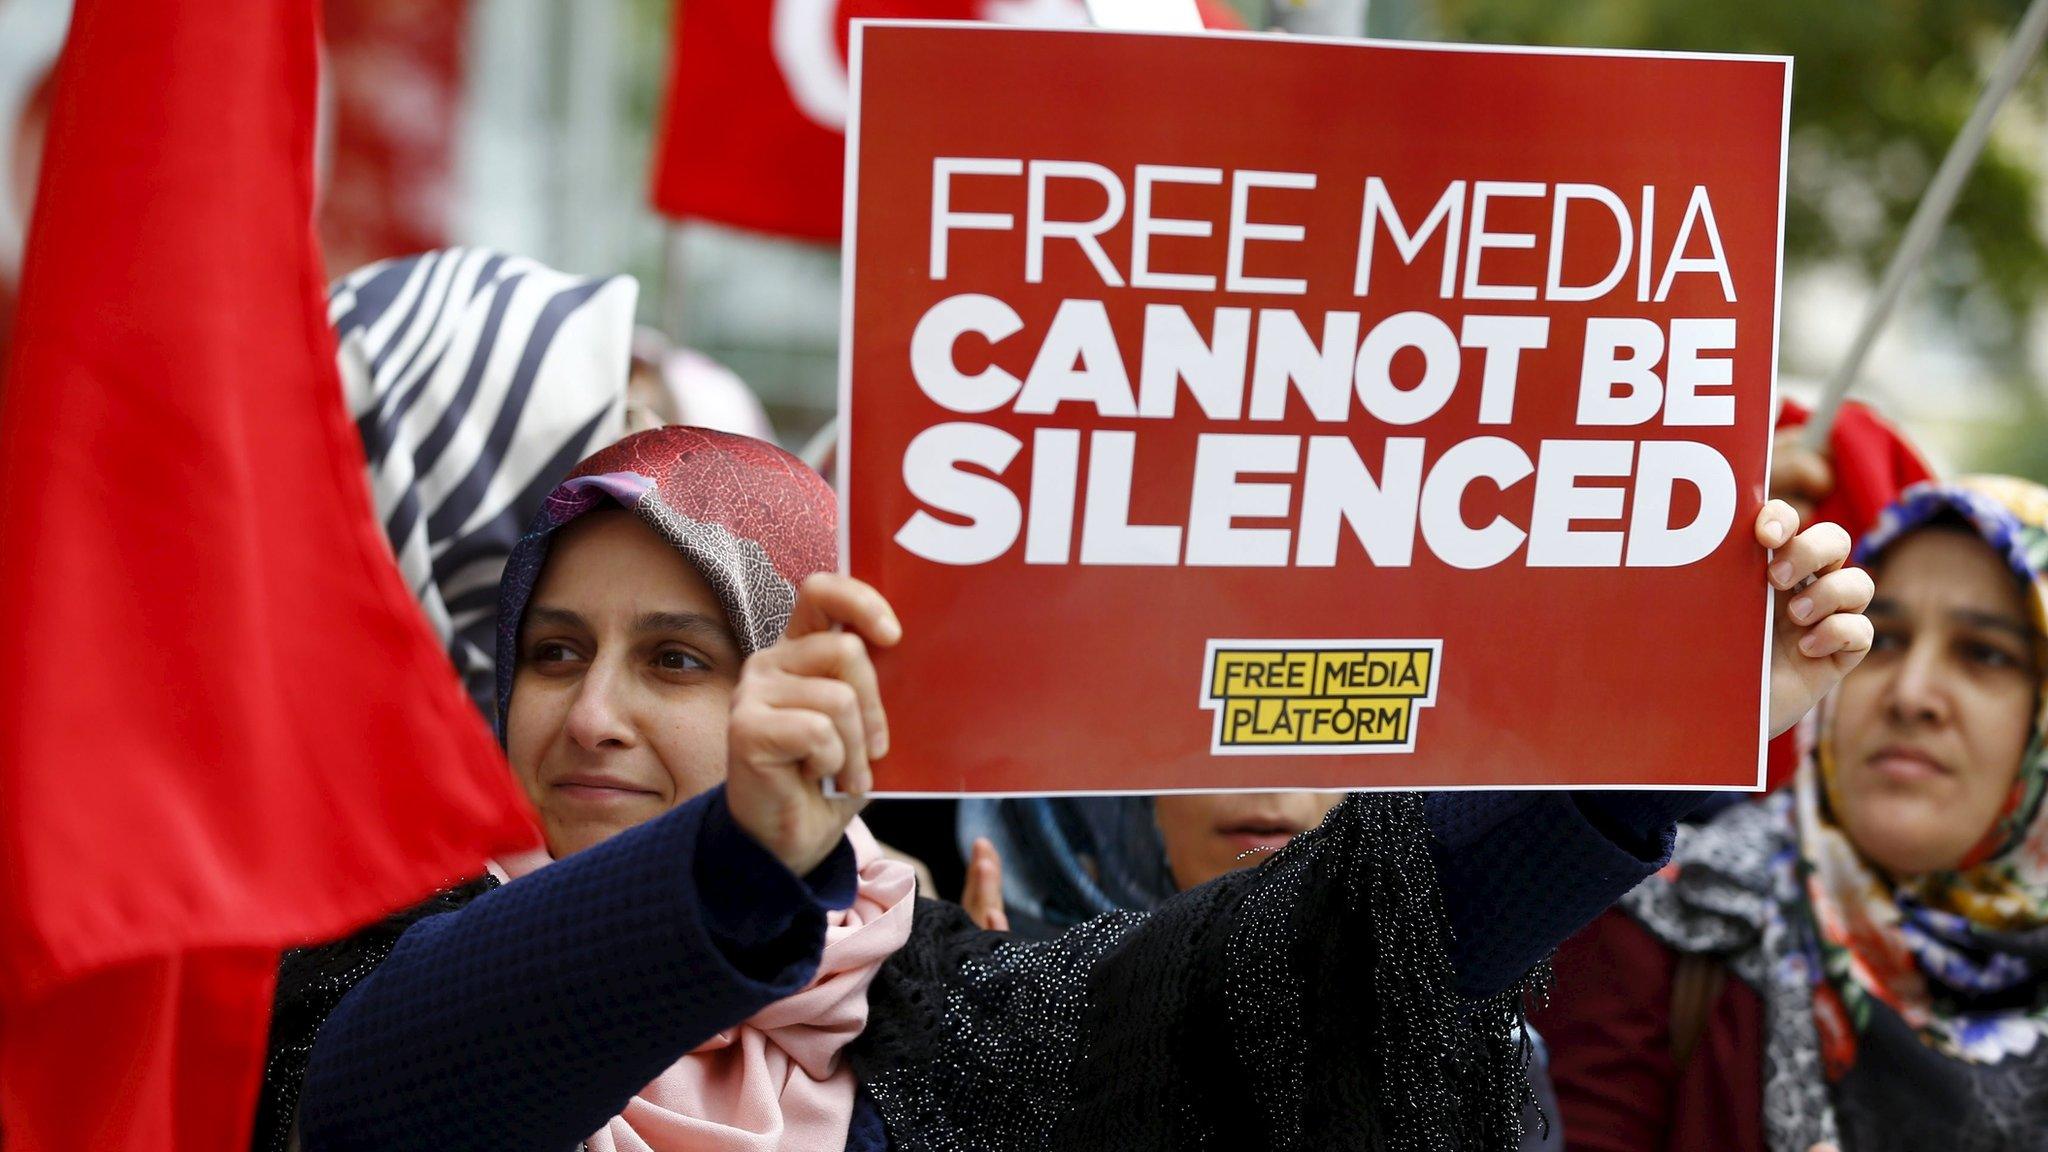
(1200, 642, 1441, 755)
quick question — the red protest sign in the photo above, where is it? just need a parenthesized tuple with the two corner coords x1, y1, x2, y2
(840, 24, 1791, 794)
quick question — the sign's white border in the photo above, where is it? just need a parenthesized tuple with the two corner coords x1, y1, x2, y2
(837, 21, 1791, 795)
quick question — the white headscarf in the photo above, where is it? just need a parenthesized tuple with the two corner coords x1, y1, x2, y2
(329, 247, 634, 717)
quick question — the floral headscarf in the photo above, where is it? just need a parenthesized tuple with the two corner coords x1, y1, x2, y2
(1625, 476, 2048, 1152)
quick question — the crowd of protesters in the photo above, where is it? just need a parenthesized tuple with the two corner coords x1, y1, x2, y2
(247, 247, 2047, 1152)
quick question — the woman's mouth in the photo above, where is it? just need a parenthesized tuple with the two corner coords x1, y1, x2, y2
(1218, 821, 1304, 855)
(1864, 745, 1951, 784)
(550, 775, 661, 805)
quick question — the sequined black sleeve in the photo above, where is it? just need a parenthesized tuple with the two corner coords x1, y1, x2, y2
(852, 792, 1542, 1152)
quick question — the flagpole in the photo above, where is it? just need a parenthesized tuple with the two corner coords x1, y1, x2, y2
(800, 415, 838, 472)
(1803, 0, 2048, 448)
(1084, 0, 1203, 31)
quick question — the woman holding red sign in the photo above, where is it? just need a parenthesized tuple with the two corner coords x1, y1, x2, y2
(268, 416, 1871, 1152)
(1538, 476, 2048, 1152)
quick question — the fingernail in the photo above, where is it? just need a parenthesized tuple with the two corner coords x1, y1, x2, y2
(1770, 561, 1793, 587)
(1800, 632, 1824, 656)
(882, 616, 903, 643)
(1789, 596, 1813, 623)
(870, 730, 889, 759)
(1762, 520, 1788, 547)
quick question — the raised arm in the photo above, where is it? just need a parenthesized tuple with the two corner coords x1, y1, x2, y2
(848, 502, 1871, 1152)
(293, 787, 854, 1152)
(1433, 498, 1872, 997)
(1426, 788, 1702, 998)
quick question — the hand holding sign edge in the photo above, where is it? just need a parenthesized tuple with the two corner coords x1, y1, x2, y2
(726, 573, 902, 876)
(1760, 500, 1874, 738)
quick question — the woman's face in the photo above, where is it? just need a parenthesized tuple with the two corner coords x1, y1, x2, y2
(1152, 791, 1343, 891)
(506, 510, 743, 857)
(1829, 526, 2041, 877)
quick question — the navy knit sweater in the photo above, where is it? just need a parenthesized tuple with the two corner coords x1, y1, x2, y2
(298, 787, 1698, 1152)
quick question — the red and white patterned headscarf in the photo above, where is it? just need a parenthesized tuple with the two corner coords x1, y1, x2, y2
(490, 425, 913, 1152)
(493, 424, 838, 729)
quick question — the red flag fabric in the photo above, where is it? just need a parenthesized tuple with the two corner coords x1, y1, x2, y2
(1776, 396, 1937, 544)
(649, 0, 1241, 241)
(0, 0, 538, 1146)
(0, 0, 473, 371)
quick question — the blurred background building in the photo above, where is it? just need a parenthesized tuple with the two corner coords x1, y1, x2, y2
(2, 0, 2044, 477)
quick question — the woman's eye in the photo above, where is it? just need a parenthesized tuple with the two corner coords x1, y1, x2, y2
(529, 641, 583, 666)
(1961, 640, 2024, 670)
(1868, 629, 1906, 653)
(656, 648, 709, 673)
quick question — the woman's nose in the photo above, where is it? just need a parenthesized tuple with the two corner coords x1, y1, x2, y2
(1883, 640, 1952, 727)
(562, 660, 637, 751)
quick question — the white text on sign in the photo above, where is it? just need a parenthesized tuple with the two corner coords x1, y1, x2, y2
(896, 160, 1744, 572)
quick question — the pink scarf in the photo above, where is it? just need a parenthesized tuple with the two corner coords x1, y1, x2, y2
(495, 818, 918, 1152)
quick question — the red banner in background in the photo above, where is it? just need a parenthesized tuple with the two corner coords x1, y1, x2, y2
(842, 24, 1791, 795)
(0, 0, 465, 377)
(318, 0, 468, 278)
(650, 0, 1239, 242)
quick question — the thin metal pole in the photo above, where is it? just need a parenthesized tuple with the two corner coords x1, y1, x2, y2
(799, 415, 839, 473)
(1083, 0, 1202, 32)
(1803, 0, 2048, 447)
(1267, 0, 1370, 38)
(661, 223, 688, 342)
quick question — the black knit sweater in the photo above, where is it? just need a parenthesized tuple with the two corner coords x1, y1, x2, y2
(265, 786, 1694, 1152)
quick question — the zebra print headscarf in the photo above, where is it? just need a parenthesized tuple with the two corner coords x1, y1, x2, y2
(330, 248, 634, 721)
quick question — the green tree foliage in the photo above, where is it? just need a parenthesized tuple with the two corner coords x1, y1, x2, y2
(1432, 0, 2048, 349)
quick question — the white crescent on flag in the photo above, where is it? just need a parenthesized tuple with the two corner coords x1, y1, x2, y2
(771, 0, 1093, 132)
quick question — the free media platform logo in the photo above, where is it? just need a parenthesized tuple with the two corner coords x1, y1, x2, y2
(1200, 640, 1442, 756)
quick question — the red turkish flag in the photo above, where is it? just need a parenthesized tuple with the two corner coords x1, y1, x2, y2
(1775, 397, 1934, 545)
(649, 0, 1240, 241)
(0, 1, 537, 1147)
